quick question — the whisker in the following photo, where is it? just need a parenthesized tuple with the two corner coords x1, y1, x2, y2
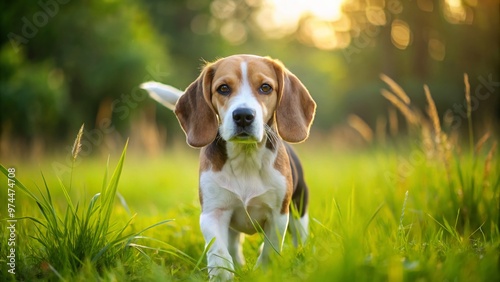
(214, 133, 224, 145)
(264, 124, 279, 148)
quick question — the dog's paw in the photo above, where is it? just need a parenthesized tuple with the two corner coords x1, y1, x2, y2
(208, 265, 234, 281)
(207, 252, 235, 281)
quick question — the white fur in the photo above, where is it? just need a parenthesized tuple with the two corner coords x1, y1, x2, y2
(218, 62, 265, 143)
(199, 144, 289, 278)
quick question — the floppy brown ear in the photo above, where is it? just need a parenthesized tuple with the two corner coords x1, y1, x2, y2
(174, 66, 218, 148)
(273, 61, 316, 143)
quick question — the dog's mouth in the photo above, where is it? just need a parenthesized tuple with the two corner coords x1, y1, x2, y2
(229, 131, 259, 143)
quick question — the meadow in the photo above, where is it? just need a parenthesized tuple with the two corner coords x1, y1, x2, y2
(1, 82, 499, 281)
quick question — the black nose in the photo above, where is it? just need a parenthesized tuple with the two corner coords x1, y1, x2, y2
(233, 108, 255, 127)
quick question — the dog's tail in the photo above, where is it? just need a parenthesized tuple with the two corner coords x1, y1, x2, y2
(140, 81, 183, 110)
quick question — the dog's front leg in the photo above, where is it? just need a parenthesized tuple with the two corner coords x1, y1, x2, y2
(255, 211, 289, 268)
(200, 209, 235, 280)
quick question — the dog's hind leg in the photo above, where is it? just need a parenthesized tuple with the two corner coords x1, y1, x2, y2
(289, 211, 309, 247)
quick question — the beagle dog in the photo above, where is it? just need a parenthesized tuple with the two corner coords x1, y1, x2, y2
(141, 54, 316, 280)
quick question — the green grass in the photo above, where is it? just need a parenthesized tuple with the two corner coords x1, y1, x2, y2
(0, 141, 187, 281)
(1, 74, 498, 281)
(0, 137, 498, 281)
(1, 75, 500, 280)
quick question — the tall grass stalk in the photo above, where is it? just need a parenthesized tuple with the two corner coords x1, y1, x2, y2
(69, 124, 84, 192)
(464, 73, 474, 154)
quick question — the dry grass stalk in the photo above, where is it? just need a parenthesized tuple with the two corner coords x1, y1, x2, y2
(388, 106, 399, 136)
(72, 124, 84, 161)
(475, 131, 491, 154)
(347, 114, 373, 143)
(464, 73, 475, 152)
(442, 109, 454, 129)
(376, 116, 387, 144)
(423, 85, 454, 186)
(423, 85, 441, 137)
(483, 141, 497, 186)
(421, 126, 435, 158)
(380, 74, 411, 105)
(381, 89, 418, 125)
(464, 73, 471, 118)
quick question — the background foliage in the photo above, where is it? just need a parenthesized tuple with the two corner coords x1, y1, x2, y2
(0, 0, 498, 158)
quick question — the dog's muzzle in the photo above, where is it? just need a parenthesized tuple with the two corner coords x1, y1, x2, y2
(230, 107, 258, 142)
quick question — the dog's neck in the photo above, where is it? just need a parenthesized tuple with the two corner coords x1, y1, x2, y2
(227, 136, 274, 170)
(210, 126, 277, 172)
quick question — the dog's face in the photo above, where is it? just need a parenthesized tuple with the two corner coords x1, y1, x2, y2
(211, 56, 279, 143)
(175, 55, 316, 148)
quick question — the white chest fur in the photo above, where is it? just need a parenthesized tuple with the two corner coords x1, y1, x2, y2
(199, 143, 287, 234)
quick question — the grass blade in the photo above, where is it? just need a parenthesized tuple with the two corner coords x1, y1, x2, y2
(192, 237, 215, 275)
(98, 140, 129, 236)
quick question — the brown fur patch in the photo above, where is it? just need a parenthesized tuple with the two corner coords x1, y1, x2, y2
(200, 138, 228, 172)
(274, 143, 293, 214)
(246, 59, 279, 123)
(210, 58, 243, 117)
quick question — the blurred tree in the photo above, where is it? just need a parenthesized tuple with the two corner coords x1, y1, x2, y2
(0, 0, 498, 155)
(0, 46, 66, 143)
(1, 0, 169, 149)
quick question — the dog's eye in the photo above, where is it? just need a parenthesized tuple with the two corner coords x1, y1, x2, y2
(216, 84, 231, 96)
(259, 83, 273, 94)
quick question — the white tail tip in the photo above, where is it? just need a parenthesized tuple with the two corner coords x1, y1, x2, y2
(140, 81, 183, 110)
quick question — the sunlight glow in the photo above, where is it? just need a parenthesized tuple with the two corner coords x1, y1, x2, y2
(268, 0, 345, 22)
(391, 20, 411, 50)
(443, 0, 474, 24)
(256, 0, 347, 49)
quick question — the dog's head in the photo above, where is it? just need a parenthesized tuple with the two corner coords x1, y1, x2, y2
(175, 55, 316, 148)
